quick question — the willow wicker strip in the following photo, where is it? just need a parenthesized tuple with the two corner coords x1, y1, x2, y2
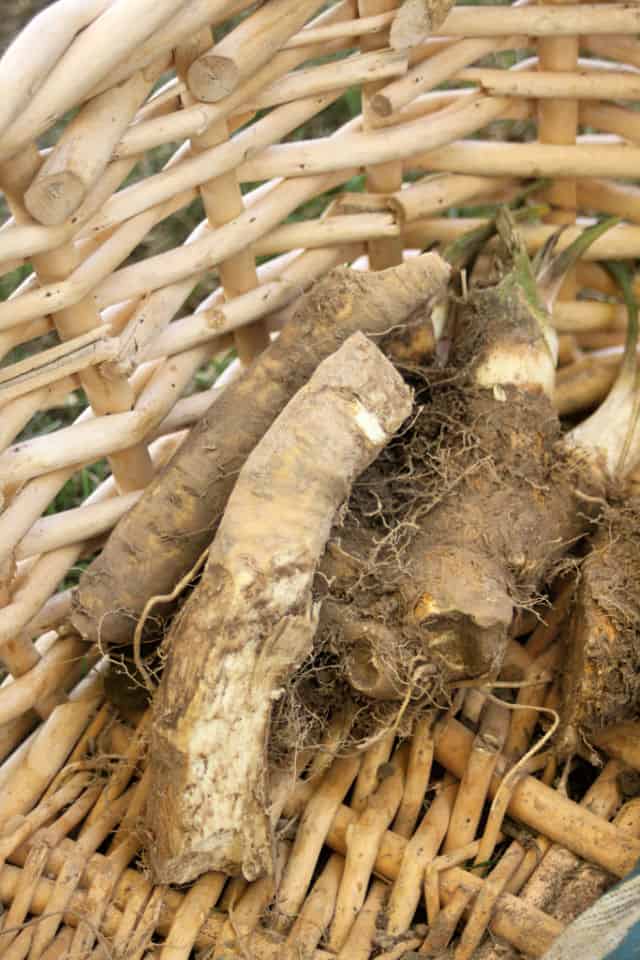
(1, 0, 640, 957)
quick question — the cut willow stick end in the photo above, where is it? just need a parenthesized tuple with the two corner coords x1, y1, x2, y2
(186, 53, 240, 103)
(390, 0, 455, 50)
(24, 171, 86, 226)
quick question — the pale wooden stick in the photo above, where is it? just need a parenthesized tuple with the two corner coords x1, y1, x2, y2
(408, 139, 640, 181)
(0, 0, 112, 140)
(393, 713, 435, 838)
(0, 636, 89, 726)
(454, 845, 526, 960)
(114, 14, 351, 159)
(438, 3, 640, 36)
(186, 0, 325, 102)
(459, 66, 640, 100)
(237, 95, 522, 182)
(444, 701, 509, 852)
(386, 777, 458, 935)
(358, 0, 405, 271)
(420, 883, 476, 955)
(0, 378, 77, 451)
(0, 437, 182, 649)
(371, 34, 524, 116)
(245, 47, 408, 111)
(404, 217, 640, 260)
(177, 29, 271, 367)
(211, 844, 288, 960)
(0, 326, 118, 406)
(92, 87, 344, 237)
(0, 0, 190, 161)
(578, 177, 640, 223)
(336, 880, 388, 960)
(139, 281, 296, 365)
(0, 343, 211, 495)
(275, 755, 361, 930)
(391, 0, 455, 48)
(89, 0, 255, 95)
(0, 697, 101, 825)
(285, 11, 394, 47)
(351, 730, 396, 813)
(16, 493, 142, 562)
(24, 64, 163, 226)
(432, 714, 640, 878)
(284, 780, 564, 955)
(391, 173, 514, 222)
(285, 854, 343, 959)
(329, 744, 409, 950)
(509, 760, 624, 903)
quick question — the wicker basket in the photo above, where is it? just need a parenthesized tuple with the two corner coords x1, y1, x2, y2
(1, 0, 640, 957)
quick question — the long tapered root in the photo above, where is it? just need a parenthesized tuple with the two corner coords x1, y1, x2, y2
(70, 254, 449, 651)
(146, 333, 413, 885)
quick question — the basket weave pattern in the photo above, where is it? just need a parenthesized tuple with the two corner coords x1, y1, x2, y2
(1, 0, 640, 956)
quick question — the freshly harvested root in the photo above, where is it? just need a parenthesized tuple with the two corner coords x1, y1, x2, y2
(559, 264, 640, 752)
(559, 498, 640, 753)
(145, 333, 413, 885)
(70, 252, 449, 650)
(318, 212, 617, 708)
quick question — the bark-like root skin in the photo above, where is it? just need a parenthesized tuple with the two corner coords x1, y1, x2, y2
(70, 254, 449, 649)
(316, 379, 587, 702)
(401, 385, 584, 681)
(561, 500, 640, 749)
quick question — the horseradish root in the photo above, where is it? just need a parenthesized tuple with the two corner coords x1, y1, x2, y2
(71, 252, 449, 649)
(321, 213, 617, 705)
(146, 332, 412, 885)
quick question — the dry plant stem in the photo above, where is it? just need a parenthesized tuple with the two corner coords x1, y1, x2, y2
(71, 253, 449, 649)
(329, 744, 409, 950)
(244, 49, 407, 111)
(88, 0, 256, 95)
(0, 696, 100, 826)
(186, 0, 324, 102)
(212, 844, 288, 960)
(276, 754, 361, 930)
(386, 777, 458, 935)
(147, 334, 413, 884)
